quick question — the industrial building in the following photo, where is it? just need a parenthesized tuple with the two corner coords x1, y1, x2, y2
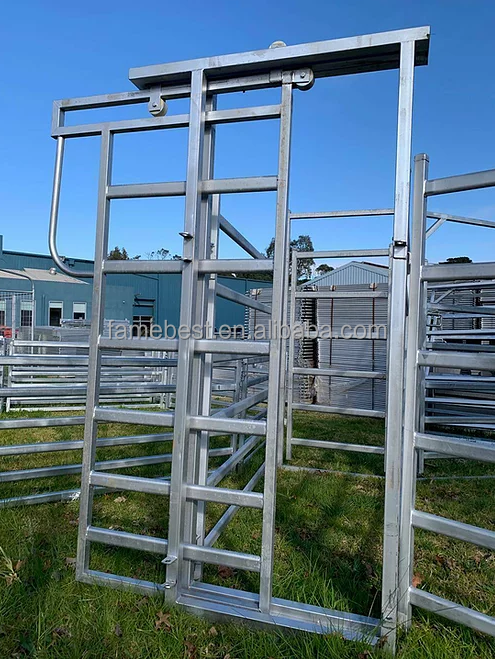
(0, 235, 271, 333)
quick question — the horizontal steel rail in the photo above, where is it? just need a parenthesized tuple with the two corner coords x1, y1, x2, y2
(409, 588, 495, 638)
(181, 544, 261, 572)
(411, 510, 495, 551)
(87, 526, 169, 554)
(129, 26, 429, 87)
(295, 248, 389, 259)
(418, 350, 495, 371)
(422, 261, 494, 282)
(425, 169, 495, 196)
(292, 402, 386, 418)
(89, 471, 171, 495)
(291, 438, 385, 454)
(415, 432, 495, 462)
(293, 366, 386, 379)
(185, 484, 264, 509)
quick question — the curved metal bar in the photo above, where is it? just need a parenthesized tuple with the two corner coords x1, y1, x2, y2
(48, 137, 94, 278)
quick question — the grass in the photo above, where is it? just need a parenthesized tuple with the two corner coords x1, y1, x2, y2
(0, 410, 494, 658)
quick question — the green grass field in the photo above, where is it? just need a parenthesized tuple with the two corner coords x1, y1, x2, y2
(0, 410, 494, 658)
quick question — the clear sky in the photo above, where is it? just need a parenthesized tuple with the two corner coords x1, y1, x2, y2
(1, 0, 494, 270)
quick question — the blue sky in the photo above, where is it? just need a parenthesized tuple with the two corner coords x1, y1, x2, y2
(1, 0, 494, 270)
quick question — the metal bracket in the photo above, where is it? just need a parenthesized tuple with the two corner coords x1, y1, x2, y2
(292, 68, 315, 91)
(148, 87, 168, 117)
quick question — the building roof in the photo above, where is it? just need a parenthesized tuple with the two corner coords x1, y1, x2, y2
(0, 267, 88, 285)
(309, 260, 389, 287)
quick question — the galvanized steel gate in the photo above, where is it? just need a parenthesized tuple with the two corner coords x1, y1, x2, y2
(399, 154, 495, 638)
(46, 27, 432, 649)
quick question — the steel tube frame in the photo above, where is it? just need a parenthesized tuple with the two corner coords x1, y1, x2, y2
(26, 27, 433, 651)
(397, 153, 495, 639)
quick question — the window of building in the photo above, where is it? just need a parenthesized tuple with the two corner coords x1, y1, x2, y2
(73, 302, 87, 320)
(0, 300, 6, 326)
(20, 300, 34, 328)
(132, 316, 153, 337)
(49, 301, 63, 327)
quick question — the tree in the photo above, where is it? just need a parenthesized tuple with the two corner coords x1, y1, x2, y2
(266, 234, 315, 283)
(146, 248, 182, 260)
(442, 256, 472, 264)
(107, 246, 129, 260)
(315, 264, 334, 275)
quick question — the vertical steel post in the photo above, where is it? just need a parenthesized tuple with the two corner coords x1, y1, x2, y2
(76, 129, 114, 578)
(165, 69, 206, 597)
(259, 78, 293, 612)
(285, 249, 298, 461)
(381, 39, 415, 648)
(397, 154, 429, 626)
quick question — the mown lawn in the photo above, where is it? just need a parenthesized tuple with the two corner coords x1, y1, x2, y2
(0, 410, 494, 658)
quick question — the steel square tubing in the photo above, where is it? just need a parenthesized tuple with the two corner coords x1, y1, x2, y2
(292, 402, 385, 418)
(94, 407, 174, 426)
(415, 432, 495, 462)
(0, 383, 174, 398)
(411, 510, 495, 551)
(185, 484, 263, 509)
(0, 433, 173, 456)
(76, 128, 115, 579)
(295, 290, 387, 299)
(216, 283, 271, 314)
(106, 176, 277, 200)
(409, 588, 495, 638)
(207, 435, 263, 487)
(197, 259, 273, 274)
(54, 106, 281, 139)
(182, 545, 261, 572)
(427, 211, 495, 230)
(296, 248, 389, 259)
(103, 260, 184, 274)
(289, 208, 394, 220)
(0, 355, 172, 367)
(129, 26, 429, 88)
(189, 415, 266, 436)
(195, 339, 269, 355)
(422, 261, 494, 282)
(0, 416, 84, 429)
(425, 168, 495, 196)
(179, 582, 380, 641)
(205, 463, 265, 547)
(99, 338, 179, 351)
(89, 471, 171, 494)
(87, 527, 169, 554)
(165, 69, 207, 596)
(54, 114, 190, 138)
(291, 438, 385, 455)
(418, 350, 495, 371)
(293, 366, 386, 379)
(219, 215, 266, 259)
(0, 454, 174, 482)
(397, 154, 429, 628)
(259, 78, 293, 614)
(214, 388, 268, 419)
(380, 40, 415, 647)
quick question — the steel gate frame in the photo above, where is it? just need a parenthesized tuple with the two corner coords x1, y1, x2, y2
(43, 27, 431, 649)
(398, 153, 495, 638)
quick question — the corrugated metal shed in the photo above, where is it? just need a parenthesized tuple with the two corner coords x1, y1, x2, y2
(310, 261, 389, 287)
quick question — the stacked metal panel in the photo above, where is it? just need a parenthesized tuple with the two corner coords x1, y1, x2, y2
(315, 284, 388, 412)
